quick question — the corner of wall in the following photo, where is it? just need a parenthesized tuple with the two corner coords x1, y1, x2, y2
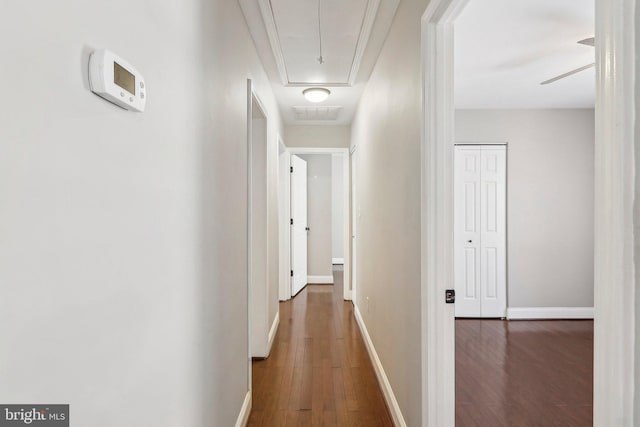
(354, 305, 408, 427)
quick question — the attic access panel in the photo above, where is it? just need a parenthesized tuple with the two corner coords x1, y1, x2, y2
(270, 0, 369, 84)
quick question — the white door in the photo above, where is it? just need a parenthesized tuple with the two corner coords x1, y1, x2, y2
(350, 149, 357, 302)
(454, 147, 481, 316)
(454, 145, 506, 317)
(479, 147, 507, 317)
(291, 155, 308, 296)
(278, 148, 291, 301)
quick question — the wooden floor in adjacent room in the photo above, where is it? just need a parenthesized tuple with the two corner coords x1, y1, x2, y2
(456, 318, 594, 427)
(248, 266, 393, 427)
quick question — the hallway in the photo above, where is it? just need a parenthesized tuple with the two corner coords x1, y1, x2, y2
(248, 267, 393, 426)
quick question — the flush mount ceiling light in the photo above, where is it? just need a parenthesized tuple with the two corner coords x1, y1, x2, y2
(303, 87, 331, 103)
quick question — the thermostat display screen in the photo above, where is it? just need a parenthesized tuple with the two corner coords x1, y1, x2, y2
(89, 49, 145, 112)
(114, 62, 135, 95)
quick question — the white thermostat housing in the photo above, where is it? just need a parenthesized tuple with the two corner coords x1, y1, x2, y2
(89, 49, 146, 112)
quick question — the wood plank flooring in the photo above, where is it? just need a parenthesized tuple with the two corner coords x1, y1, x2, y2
(249, 266, 393, 427)
(456, 319, 593, 427)
(249, 268, 593, 426)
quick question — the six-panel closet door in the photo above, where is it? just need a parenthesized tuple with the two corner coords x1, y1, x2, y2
(454, 145, 506, 318)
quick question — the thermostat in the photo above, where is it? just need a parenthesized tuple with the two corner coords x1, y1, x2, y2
(89, 49, 146, 112)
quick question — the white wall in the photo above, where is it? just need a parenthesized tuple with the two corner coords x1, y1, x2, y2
(299, 154, 333, 279)
(350, 0, 426, 424)
(285, 125, 351, 148)
(332, 155, 345, 262)
(455, 109, 595, 308)
(0, 1, 282, 425)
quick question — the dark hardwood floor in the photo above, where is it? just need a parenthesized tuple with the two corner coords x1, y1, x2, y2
(249, 266, 393, 427)
(456, 319, 594, 427)
(249, 267, 593, 426)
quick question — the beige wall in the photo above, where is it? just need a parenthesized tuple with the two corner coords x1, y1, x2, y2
(199, 1, 276, 417)
(0, 0, 282, 425)
(456, 109, 595, 308)
(285, 125, 351, 148)
(350, 0, 426, 424)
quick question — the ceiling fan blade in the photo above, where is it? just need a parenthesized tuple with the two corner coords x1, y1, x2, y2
(578, 37, 595, 46)
(540, 63, 595, 85)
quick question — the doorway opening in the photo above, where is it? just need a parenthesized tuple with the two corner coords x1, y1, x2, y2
(420, 0, 634, 425)
(452, 8, 596, 414)
(247, 80, 276, 365)
(278, 147, 352, 302)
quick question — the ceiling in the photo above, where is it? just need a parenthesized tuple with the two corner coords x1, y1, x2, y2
(240, 0, 595, 125)
(239, 0, 400, 125)
(271, 0, 369, 84)
(455, 0, 595, 109)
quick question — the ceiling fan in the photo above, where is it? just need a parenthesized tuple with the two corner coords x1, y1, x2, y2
(540, 37, 595, 85)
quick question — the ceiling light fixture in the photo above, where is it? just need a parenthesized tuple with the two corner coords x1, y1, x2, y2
(303, 88, 331, 103)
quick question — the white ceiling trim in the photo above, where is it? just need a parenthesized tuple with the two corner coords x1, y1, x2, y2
(347, 0, 381, 86)
(258, 0, 382, 87)
(257, 0, 289, 85)
(238, 0, 400, 124)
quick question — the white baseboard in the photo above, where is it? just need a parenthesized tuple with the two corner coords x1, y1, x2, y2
(307, 275, 334, 284)
(234, 391, 251, 427)
(332, 257, 344, 265)
(354, 305, 407, 427)
(507, 307, 594, 320)
(267, 311, 280, 355)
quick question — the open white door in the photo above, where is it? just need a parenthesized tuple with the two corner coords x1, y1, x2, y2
(291, 155, 308, 296)
(278, 145, 291, 301)
(454, 145, 506, 318)
(350, 149, 357, 302)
